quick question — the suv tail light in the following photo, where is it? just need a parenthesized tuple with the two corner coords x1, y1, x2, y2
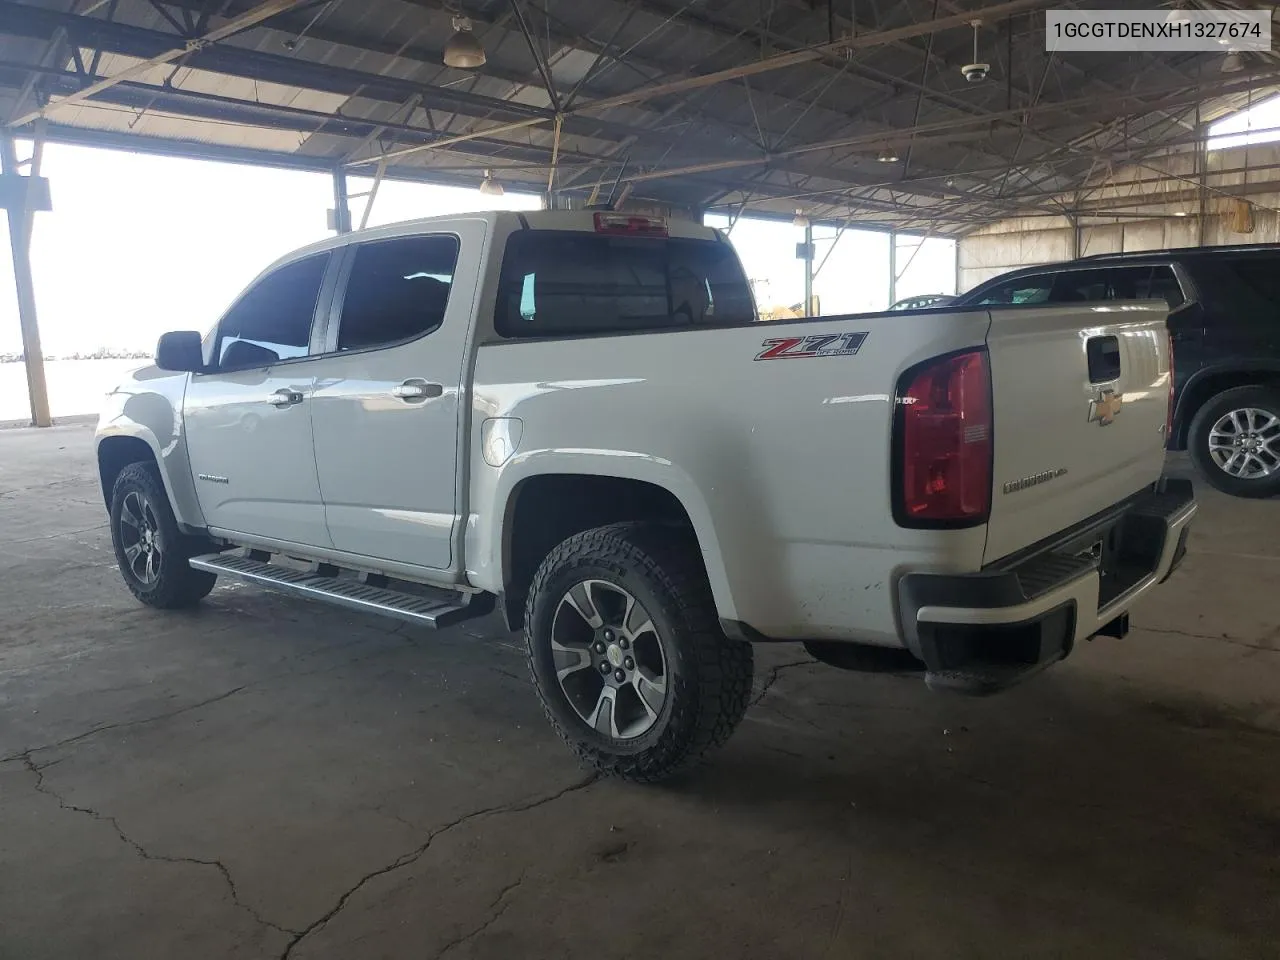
(1166, 329, 1175, 443)
(894, 349, 992, 526)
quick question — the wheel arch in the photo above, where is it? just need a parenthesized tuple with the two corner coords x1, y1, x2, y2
(96, 426, 206, 532)
(497, 472, 731, 631)
(1172, 363, 1280, 449)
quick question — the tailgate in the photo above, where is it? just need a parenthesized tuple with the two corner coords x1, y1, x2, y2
(982, 300, 1171, 564)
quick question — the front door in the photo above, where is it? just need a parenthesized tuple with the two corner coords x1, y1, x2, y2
(309, 224, 483, 572)
(184, 251, 334, 547)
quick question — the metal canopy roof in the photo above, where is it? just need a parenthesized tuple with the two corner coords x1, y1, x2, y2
(2, 0, 1278, 236)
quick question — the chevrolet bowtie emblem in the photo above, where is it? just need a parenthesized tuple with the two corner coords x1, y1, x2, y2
(1089, 388, 1123, 426)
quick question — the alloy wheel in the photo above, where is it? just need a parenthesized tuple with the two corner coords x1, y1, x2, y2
(118, 490, 164, 585)
(549, 579, 669, 740)
(1207, 407, 1280, 479)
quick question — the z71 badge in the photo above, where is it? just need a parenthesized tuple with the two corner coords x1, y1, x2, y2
(754, 331, 868, 361)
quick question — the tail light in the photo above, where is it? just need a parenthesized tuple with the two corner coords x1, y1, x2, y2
(1166, 330, 1175, 444)
(893, 349, 992, 527)
(593, 212, 668, 237)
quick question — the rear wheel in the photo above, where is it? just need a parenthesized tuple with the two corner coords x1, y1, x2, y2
(1189, 386, 1280, 498)
(110, 462, 217, 608)
(524, 522, 753, 782)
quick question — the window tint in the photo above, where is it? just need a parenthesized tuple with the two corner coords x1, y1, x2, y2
(1220, 256, 1280, 304)
(1050, 267, 1147, 302)
(1136, 265, 1185, 309)
(337, 235, 461, 351)
(216, 253, 328, 369)
(494, 232, 755, 338)
(970, 276, 1054, 306)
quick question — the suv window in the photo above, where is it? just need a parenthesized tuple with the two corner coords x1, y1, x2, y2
(969, 275, 1054, 305)
(1050, 267, 1144, 302)
(1137, 265, 1185, 309)
(215, 253, 329, 370)
(495, 231, 755, 338)
(337, 235, 461, 351)
(1220, 256, 1280, 304)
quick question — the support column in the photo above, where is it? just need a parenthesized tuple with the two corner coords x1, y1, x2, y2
(1, 130, 51, 428)
(803, 221, 814, 317)
(888, 229, 897, 307)
(330, 166, 352, 234)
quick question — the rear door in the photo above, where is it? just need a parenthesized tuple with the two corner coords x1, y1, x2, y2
(308, 223, 484, 573)
(184, 252, 335, 546)
(982, 300, 1171, 563)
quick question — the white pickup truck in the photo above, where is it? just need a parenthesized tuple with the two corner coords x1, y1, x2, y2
(96, 210, 1196, 780)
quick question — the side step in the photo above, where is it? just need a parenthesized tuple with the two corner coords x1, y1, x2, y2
(189, 552, 489, 628)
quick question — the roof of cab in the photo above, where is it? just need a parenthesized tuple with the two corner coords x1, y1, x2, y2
(268, 208, 721, 270)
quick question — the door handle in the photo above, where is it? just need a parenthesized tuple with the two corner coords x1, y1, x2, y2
(392, 379, 443, 401)
(267, 388, 304, 407)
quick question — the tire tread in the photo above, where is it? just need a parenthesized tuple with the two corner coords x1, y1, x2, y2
(111, 461, 217, 609)
(524, 522, 752, 782)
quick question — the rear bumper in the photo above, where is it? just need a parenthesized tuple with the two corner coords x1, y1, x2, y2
(897, 477, 1196, 695)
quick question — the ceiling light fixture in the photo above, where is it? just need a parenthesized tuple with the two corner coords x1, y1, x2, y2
(444, 16, 486, 69)
(1173, 211, 1189, 217)
(878, 148, 900, 162)
(792, 209, 810, 228)
(478, 170, 505, 196)
(1221, 51, 1246, 73)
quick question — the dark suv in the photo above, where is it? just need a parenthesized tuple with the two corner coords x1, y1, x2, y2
(957, 245, 1280, 498)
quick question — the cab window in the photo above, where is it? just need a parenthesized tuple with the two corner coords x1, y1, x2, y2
(336, 235, 461, 351)
(214, 253, 329, 370)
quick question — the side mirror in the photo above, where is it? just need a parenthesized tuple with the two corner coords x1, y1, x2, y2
(155, 331, 205, 373)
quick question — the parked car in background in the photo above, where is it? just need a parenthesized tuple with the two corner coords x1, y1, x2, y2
(956, 245, 1280, 498)
(889, 293, 956, 311)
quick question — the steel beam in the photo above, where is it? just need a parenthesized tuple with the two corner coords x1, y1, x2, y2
(331, 166, 351, 233)
(0, 131, 51, 427)
(7, 0, 313, 128)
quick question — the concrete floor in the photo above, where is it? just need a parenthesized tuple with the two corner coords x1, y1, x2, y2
(1, 423, 1277, 960)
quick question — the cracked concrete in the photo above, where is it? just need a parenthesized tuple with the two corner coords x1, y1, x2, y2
(2, 423, 1278, 959)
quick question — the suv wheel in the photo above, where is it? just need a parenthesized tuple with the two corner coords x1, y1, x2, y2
(524, 522, 753, 782)
(1189, 385, 1280, 498)
(110, 461, 218, 608)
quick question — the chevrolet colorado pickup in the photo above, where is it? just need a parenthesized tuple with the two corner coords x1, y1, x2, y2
(96, 210, 1196, 780)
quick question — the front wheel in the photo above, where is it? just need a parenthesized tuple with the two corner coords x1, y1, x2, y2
(524, 522, 753, 782)
(1188, 386, 1280, 498)
(110, 461, 217, 608)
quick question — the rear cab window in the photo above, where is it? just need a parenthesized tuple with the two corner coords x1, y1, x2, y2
(494, 229, 756, 338)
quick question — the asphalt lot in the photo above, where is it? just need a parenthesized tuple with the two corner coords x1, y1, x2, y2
(1, 422, 1277, 959)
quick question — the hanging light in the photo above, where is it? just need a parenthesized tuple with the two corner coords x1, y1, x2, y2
(792, 209, 810, 228)
(479, 170, 505, 196)
(444, 16, 485, 69)
(1221, 51, 1246, 73)
(1165, 4, 1192, 26)
(878, 147, 900, 163)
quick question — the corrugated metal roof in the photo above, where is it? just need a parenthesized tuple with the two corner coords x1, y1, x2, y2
(2, 0, 1278, 234)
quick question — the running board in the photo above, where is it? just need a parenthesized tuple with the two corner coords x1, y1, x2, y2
(189, 552, 488, 628)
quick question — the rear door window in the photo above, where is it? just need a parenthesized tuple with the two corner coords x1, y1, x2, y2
(495, 231, 755, 338)
(215, 253, 329, 370)
(336, 235, 460, 351)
